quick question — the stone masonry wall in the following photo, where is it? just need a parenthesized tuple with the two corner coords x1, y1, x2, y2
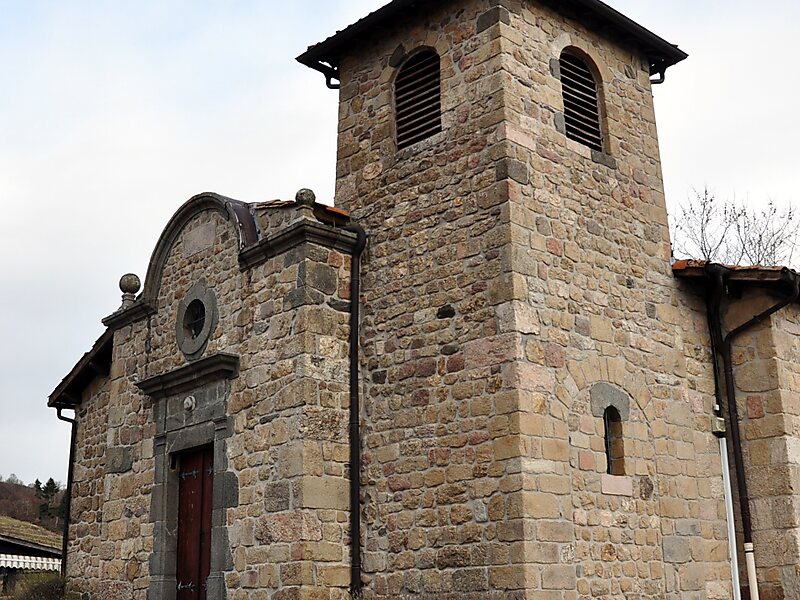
(66, 203, 356, 600)
(502, 1, 731, 597)
(771, 304, 800, 598)
(728, 292, 800, 599)
(334, 0, 732, 597)
(336, 0, 527, 597)
(66, 377, 112, 598)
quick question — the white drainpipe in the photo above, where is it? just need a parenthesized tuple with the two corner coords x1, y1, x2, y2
(720, 436, 741, 600)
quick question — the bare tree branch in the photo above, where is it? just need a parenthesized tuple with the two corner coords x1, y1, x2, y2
(671, 190, 799, 268)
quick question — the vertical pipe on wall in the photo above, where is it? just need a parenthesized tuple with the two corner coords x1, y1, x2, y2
(705, 264, 800, 600)
(719, 436, 741, 600)
(56, 408, 77, 578)
(344, 224, 367, 595)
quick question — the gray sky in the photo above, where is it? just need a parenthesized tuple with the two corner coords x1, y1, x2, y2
(1, 0, 798, 486)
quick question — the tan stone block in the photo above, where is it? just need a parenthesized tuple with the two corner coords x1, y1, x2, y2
(524, 492, 561, 519)
(494, 435, 526, 459)
(106, 520, 127, 541)
(317, 565, 349, 588)
(298, 477, 349, 510)
(541, 565, 576, 589)
(298, 586, 331, 600)
(488, 564, 527, 590)
(294, 541, 343, 562)
(542, 439, 570, 461)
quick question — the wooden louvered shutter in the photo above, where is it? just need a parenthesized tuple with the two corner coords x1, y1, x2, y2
(559, 53, 603, 152)
(395, 50, 442, 149)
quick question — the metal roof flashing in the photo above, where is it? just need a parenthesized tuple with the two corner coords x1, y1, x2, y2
(297, 0, 688, 82)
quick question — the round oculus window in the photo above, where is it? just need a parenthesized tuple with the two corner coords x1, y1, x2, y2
(176, 281, 217, 360)
(183, 299, 206, 340)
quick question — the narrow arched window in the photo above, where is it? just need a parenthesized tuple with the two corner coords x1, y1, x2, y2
(559, 51, 603, 152)
(604, 406, 624, 475)
(395, 50, 442, 149)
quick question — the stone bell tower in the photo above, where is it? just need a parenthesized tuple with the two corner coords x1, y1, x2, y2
(300, 0, 737, 598)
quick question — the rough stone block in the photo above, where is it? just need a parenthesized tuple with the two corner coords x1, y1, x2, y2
(264, 481, 291, 512)
(105, 446, 133, 474)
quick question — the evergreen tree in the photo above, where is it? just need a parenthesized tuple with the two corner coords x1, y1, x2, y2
(35, 477, 62, 527)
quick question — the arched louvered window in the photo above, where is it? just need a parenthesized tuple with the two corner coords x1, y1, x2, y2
(604, 406, 625, 476)
(559, 51, 604, 152)
(395, 50, 442, 149)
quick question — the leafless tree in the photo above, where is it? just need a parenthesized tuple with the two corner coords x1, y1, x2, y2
(671, 189, 799, 268)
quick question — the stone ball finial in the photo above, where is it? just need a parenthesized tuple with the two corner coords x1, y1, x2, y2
(295, 188, 316, 207)
(119, 274, 141, 310)
(119, 274, 141, 295)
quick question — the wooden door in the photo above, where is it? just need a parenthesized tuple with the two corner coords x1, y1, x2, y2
(176, 447, 213, 600)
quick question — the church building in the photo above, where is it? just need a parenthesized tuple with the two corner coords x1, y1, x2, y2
(48, 1, 800, 599)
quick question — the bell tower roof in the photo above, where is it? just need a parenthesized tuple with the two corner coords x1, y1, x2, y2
(297, 0, 688, 85)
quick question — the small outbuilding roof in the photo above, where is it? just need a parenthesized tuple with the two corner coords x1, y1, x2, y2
(298, 0, 688, 79)
(0, 516, 62, 555)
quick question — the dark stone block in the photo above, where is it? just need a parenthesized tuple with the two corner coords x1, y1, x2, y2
(150, 484, 166, 521)
(153, 454, 167, 485)
(441, 343, 460, 356)
(591, 150, 617, 169)
(437, 304, 456, 319)
(166, 422, 215, 454)
(307, 262, 338, 295)
(662, 536, 691, 563)
(389, 44, 406, 68)
(495, 158, 529, 185)
(222, 471, 239, 508)
(306, 244, 328, 263)
(590, 382, 631, 419)
(646, 302, 657, 318)
(264, 481, 291, 512)
(328, 299, 351, 313)
(205, 574, 226, 600)
(285, 287, 324, 308)
(213, 442, 228, 471)
(283, 247, 302, 268)
(106, 446, 133, 474)
(550, 57, 561, 78)
(208, 527, 233, 572)
(477, 7, 510, 33)
(554, 112, 566, 135)
(149, 550, 176, 578)
(214, 416, 233, 439)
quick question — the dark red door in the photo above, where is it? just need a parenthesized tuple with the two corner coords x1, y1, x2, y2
(176, 447, 213, 600)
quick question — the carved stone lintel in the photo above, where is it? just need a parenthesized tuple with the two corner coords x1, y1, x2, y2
(136, 353, 240, 400)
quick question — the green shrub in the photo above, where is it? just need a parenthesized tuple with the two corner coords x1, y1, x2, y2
(10, 573, 65, 600)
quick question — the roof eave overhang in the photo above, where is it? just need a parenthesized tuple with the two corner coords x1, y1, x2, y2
(673, 260, 800, 293)
(48, 329, 114, 409)
(297, 0, 688, 79)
